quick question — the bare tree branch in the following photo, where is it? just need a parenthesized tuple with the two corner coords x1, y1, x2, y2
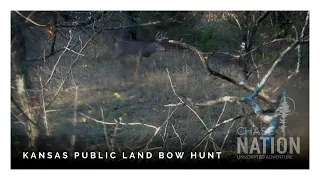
(100, 104, 111, 152)
(171, 124, 183, 152)
(168, 40, 276, 105)
(231, 13, 242, 32)
(220, 120, 236, 150)
(166, 68, 208, 130)
(79, 113, 158, 130)
(256, 11, 270, 25)
(205, 102, 227, 152)
(103, 20, 179, 31)
(15, 11, 46, 27)
(44, 30, 73, 86)
(39, 76, 49, 136)
(46, 17, 110, 108)
(300, 11, 309, 39)
(143, 106, 179, 151)
(272, 44, 302, 93)
(241, 38, 295, 58)
(252, 40, 300, 97)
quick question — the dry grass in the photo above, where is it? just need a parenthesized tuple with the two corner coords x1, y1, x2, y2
(11, 26, 309, 160)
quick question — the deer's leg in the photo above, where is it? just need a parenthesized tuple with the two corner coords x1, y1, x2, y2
(135, 55, 142, 77)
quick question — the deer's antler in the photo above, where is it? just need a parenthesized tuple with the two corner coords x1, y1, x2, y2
(155, 31, 168, 42)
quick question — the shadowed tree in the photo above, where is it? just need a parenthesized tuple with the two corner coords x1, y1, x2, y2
(11, 12, 39, 150)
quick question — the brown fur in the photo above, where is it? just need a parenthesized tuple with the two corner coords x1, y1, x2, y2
(113, 40, 165, 76)
(114, 40, 165, 59)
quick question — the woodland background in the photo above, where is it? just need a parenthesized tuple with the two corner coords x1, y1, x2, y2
(11, 11, 309, 162)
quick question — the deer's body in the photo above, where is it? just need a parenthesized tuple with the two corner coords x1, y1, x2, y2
(114, 40, 165, 59)
(113, 40, 165, 77)
(112, 31, 166, 76)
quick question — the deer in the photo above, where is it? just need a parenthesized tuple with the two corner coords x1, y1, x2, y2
(113, 31, 167, 76)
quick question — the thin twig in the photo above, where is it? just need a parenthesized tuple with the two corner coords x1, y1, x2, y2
(79, 113, 158, 130)
(255, 40, 300, 95)
(295, 44, 301, 74)
(204, 102, 227, 152)
(44, 30, 73, 86)
(300, 12, 309, 39)
(111, 118, 120, 152)
(188, 107, 277, 155)
(216, 102, 227, 126)
(166, 68, 184, 104)
(187, 113, 246, 155)
(215, 51, 240, 59)
(186, 105, 208, 131)
(291, 23, 299, 41)
(241, 38, 295, 58)
(166, 68, 208, 130)
(70, 85, 78, 158)
(231, 13, 242, 32)
(11, 111, 27, 130)
(250, 53, 260, 79)
(220, 121, 236, 151)
(26, 42, 79, 62)
(272, 44, 302, 93)
(196, 96, 240, 108)
(15, 11, 46, 27)
(161, 107, 171, 149)
(168, 39, 276, 105)
(46, 21, 107, 108)
(171, 124, 183, 152)
(100, 105, 110, 151)
(39, 76, 49, 136)
(143, 106, 179, 152)
(46, 75, 68, 109)
(45, 108, 73, 113)
(104, 20, 163, 30)
(164, 102, 184, 107)
(64, 46, 85, 56)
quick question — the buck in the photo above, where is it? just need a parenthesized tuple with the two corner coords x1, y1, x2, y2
(113, 31, 167, 75)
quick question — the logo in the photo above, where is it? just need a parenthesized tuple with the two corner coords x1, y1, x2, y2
(236, 91, 300, 160)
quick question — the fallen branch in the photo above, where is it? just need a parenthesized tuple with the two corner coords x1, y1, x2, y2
(79, 113, 158, 130)
(168, 40, 276, 106)
(195, 96, 240, 108)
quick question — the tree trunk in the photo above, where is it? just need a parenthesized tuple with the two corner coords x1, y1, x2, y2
(11, 24, 39, 151)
